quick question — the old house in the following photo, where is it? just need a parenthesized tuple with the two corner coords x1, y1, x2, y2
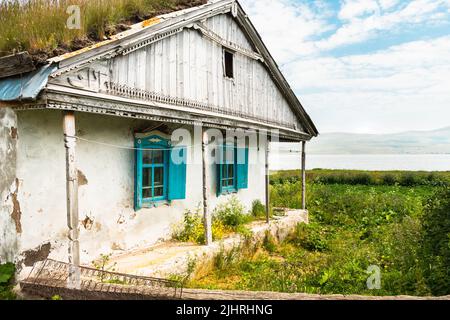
(0, 0, 318, 279)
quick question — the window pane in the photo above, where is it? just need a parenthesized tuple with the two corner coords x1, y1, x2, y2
(154, 187, 163, 197)
(143, 187, 152, 199)
(143, 150, 164, 164)
(143, 168, 152, 188)
(154, 167, 164, 186)
(152, 150, 164, 164)
(228, 178, 234, 187)
(224, 51, 234, 78)
(222, 164, 228, 178)
(225, 146, 234, 164)
(228, 164, 234, 179)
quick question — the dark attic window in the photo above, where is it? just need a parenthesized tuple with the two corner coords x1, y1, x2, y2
(224, 49, 234, 79)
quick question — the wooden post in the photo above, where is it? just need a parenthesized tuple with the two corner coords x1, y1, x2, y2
(301, 141, 306, 210)
(63, 111, 80, 289)
(265, 142, 270, 224)
(202, 128, 213, 245)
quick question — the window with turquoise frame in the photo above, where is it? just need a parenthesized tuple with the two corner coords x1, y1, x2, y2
(221, 143, 237, 193)
(217, 140, 249, 196)
(135, 133, 187, 210)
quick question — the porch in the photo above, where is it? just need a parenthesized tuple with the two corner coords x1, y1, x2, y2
(105, 209, 308, 279)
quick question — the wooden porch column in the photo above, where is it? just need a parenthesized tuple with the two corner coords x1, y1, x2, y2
(265, 142, 270, 224)
(301, 141, 306, 210)
(63, 111, 80, 289)
(202, 128, 213, 245)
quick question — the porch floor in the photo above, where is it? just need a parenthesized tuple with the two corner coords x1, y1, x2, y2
(104, 209, 308, 279)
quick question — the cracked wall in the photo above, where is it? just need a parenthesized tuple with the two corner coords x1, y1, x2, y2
(0, 107, 19, 263)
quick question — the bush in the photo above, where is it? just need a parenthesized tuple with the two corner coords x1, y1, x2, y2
(0, 262, 16, 300)
(214, 196, 252, 230)
(421, 187, 450, 295)
(172, 209, 206, 244)
(290, 222, 329, 252)
(173, 208, 233, 244)
(251, 200, 266, 219)
(381, 173, 396, 186)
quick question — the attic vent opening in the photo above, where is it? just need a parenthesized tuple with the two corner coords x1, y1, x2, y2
(224, 49, 234, 79)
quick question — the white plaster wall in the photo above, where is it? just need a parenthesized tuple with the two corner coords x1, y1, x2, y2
(14, 110, 266, 275)
(0, 107, 19, 263)
(15, 110, 68, 267)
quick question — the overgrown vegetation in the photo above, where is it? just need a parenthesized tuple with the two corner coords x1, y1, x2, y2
(172, 207, 231, 244)
(173, 196, 268, 245)
(187, 170, 450, 296)
(0, 263, 16, 300)
(0, 0, 206, 62)
(421, 187, 450, 296)
(271, 169, 450, 187)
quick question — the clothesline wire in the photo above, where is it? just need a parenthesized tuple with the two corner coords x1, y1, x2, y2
(66, 135, 303, 153)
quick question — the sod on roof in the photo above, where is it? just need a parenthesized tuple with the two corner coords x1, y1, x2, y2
(0, 0, 207, 65)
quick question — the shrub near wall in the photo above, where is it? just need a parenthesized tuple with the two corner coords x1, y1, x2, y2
(0, 263, 16, 300)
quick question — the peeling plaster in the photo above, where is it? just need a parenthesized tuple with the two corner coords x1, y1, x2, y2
(0, 107, 19, 262)
(77, 170, 88, 186)
(10, 178, 22, 234)
(22, 242, 51, 267)
(81, 215, 94, 230)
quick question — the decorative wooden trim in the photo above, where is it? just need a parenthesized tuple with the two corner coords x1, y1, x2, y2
(105, 81, 295, 130)
(120, 27, 185, 56)
(191, 22, 264, 62)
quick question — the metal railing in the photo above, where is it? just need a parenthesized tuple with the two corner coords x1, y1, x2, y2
(20, 259, 183, 300)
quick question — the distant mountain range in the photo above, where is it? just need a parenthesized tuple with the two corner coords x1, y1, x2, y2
(303, 126, 450, 154)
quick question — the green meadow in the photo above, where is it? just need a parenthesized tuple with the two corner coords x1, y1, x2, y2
(188, 170, 450, 296)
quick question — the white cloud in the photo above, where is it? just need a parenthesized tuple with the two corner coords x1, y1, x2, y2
(239, 0, 450, 133)
(378, 0, 400, 10)
(338, 0, 380, 21)
(285, 36, 450, 133)
(239, 0, 332, 63)
(319, 0, 450, 51)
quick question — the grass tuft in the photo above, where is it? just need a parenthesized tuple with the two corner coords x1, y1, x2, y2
(0, 0, 206, 63)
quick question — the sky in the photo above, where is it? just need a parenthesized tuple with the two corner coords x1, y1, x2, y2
(239, 0, 450, 134)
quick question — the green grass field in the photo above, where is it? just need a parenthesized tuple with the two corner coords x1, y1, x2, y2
(188, 170, 450, 296)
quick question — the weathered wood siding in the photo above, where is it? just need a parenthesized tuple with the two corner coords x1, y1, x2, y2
(51, 13, 303, 131)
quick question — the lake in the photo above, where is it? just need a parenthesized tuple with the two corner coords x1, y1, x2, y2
(269, 154, 450, 171)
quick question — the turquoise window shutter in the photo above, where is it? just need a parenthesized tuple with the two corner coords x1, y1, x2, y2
(168, 146, 187, 200)
(134, 139, 143, 210)
(216, 146, 224, 196)
(236, 147, 249, 189)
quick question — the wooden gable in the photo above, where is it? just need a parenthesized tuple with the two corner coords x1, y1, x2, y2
(46, 1, 317, 140)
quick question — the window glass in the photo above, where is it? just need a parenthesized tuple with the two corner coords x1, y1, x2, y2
(140, 144, 167, 201)
(143, 150, 164, 164)
(224, 50, 234, 79)
(143, 168, 152, 188)
(220, 144, 236, 192)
